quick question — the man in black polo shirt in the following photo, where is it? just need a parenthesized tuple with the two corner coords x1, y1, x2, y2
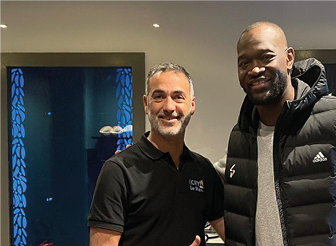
(88, 62, 225, 246)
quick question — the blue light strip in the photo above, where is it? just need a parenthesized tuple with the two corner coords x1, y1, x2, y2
(11, 68, 27, 246)
(116, 68, 133, 150)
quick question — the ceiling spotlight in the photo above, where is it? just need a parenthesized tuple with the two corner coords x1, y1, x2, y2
(153, 23, 160, 28)
(0, 24, 8, 28)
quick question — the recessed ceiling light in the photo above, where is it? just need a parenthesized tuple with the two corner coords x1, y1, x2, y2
(153, 23, 160, 28)
(0, 24, 8, 28)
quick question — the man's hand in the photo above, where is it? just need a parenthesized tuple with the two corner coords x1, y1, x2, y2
(189, 235, 201, 246)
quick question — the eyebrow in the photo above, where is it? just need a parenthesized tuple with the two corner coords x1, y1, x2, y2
(151, 89, 165, 95)
(238, 48, 275, 60)
(152, 89, 186, 94)
(172, 90, 186, 94)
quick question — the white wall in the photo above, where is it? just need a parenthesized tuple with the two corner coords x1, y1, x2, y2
(1, 1, 336, 245)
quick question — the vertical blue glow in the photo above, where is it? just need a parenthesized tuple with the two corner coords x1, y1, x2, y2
(116, 68, 133, 150)
(11, 68, 27, 246)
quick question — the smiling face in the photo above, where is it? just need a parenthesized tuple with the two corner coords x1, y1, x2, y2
(237, 24, 294, 105)
(143, 70, 195, 137)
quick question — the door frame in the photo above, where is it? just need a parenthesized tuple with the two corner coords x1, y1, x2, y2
(1, 52, 145, 246)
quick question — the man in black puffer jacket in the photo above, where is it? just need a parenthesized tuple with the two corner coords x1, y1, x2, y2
(219, 21, 336, 246)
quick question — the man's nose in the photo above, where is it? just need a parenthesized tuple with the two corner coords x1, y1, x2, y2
(163, 97, 175, 113)
(248, 60, 266, 76)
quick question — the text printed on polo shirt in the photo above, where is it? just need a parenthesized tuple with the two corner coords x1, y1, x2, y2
(189, 179, 204, 193)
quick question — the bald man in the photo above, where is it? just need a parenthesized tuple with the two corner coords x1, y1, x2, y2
(219, 22, 336, 245)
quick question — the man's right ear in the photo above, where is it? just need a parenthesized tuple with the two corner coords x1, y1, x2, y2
(143, 95, 148, 115)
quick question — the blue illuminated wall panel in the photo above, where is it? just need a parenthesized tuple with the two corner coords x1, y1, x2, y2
(116, 68, 133, 150)
(10, 68, 28, 246)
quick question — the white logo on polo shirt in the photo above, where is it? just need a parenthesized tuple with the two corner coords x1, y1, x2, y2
(189, 179, 204, 193)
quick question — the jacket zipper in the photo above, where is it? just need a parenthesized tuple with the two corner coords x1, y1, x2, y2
(273, 123, 289, 246)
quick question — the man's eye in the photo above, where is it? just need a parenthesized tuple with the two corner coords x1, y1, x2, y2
(175, 95, 185, 100)
(238, 61, 249, 68)
(153, 95, 163, 100)
(261, 55, 275, 62)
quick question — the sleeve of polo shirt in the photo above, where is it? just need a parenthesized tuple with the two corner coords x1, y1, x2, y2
(207, 166, 225, 222)
(87, 160, 127, 233)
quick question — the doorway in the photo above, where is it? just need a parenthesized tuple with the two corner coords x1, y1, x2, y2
(1, 53, 145, 246)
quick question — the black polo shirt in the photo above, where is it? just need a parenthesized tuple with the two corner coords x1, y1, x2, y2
(88, 132, 224, 246)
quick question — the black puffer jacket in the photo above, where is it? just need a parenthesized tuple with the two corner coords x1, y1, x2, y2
(224, 58, 336, 246)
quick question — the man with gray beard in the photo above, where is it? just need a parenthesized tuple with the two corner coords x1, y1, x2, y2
(88, 62, 225, 246)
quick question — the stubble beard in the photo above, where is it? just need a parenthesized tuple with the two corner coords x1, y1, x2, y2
(148, 108, 192, 137)
(247, 70, 288, 106)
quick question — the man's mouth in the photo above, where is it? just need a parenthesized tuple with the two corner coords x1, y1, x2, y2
(159, 115, 179, 123)
(248, 77, 271, 88)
